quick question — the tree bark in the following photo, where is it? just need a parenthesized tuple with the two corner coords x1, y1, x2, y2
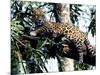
(52, 3, 74, 71)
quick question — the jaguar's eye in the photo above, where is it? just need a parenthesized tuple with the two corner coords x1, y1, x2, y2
(41, 15, 44, 16)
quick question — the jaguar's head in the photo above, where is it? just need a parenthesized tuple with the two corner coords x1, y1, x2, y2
(32, 9, 46, 27)
(30, 9, 46, 36)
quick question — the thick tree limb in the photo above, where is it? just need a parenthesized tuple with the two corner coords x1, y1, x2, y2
(22, 35, 40, 40)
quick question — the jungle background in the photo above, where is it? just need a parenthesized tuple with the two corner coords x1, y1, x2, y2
(11, 0, 96, 74)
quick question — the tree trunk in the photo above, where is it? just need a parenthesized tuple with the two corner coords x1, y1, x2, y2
(52, 3, 74, 71)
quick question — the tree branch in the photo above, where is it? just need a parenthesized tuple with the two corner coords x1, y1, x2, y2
(22, 35, 40, 40)
(11, 35, 26, 47)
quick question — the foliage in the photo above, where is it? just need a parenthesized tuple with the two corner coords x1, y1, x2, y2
(70, 4, 83, 24)
(11, 0, 49, 74)
(11, 18, 24, 74)
(88, 8, 96, 37)
(74, 63, 91, 70)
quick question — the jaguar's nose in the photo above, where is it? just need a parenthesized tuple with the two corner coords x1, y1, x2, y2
(39, 20, 41, 21)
